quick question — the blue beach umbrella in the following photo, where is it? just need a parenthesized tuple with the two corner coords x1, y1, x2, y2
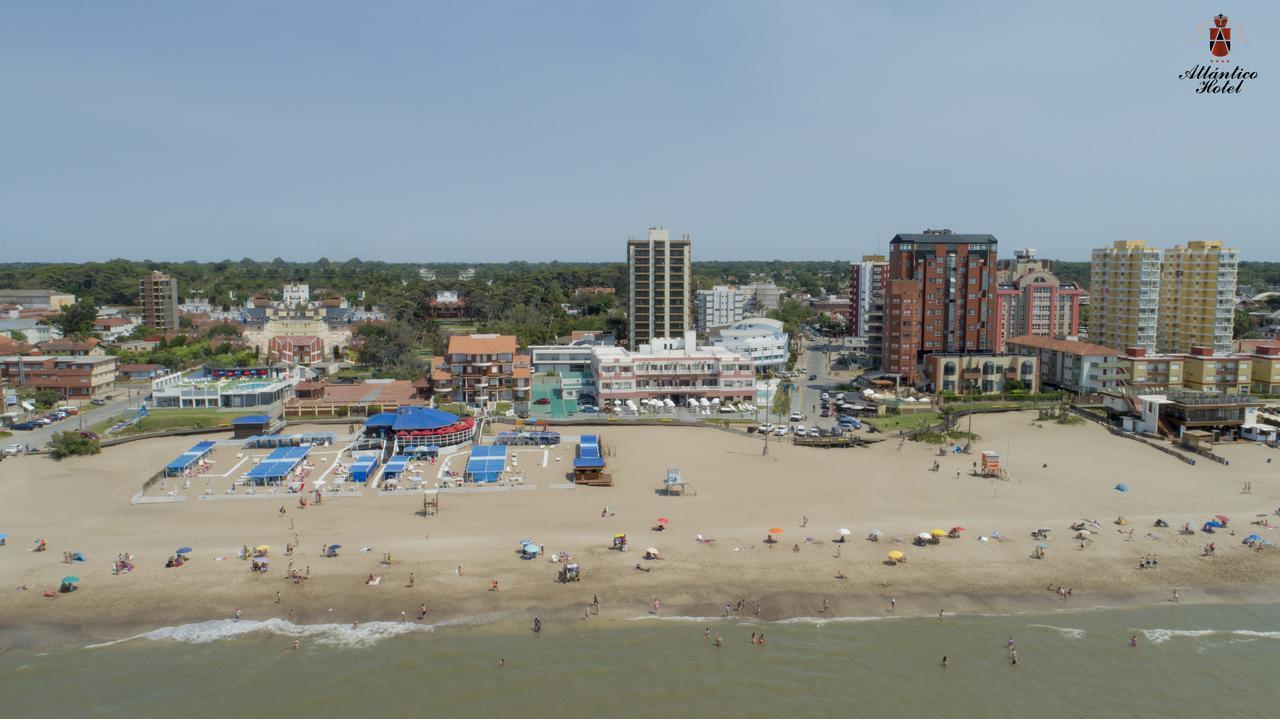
(1206, 520, 1225, 528)
(328, 544, 342, 550)
(0, 533, 7, 540)
(176, 547, 193, 555)
(1244, 534, 1263, 543)
(62, 576, 80, 584)
(1114, 483, 1129, 492)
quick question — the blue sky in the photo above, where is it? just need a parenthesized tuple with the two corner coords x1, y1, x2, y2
(1, 1, 1276, 262)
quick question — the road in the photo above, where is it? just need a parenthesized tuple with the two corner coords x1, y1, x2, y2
(6, 383, 149, 452)
(779, 335, 849, 434)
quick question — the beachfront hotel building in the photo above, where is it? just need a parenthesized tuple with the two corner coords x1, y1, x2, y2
(992, 249, 1083, 352)
(139, 271, 179, 331)
(150, 366, 298, 409)
(627, 227, 691, 348)
(882, 230, 998, 384)
(590, 331, 756, 406)
(1157, 241, 1237, 354)
(921, 353, 1038, 395)
(1090, 241, 1162, 354)
(1005, 335, 1124, 394)
(849, 255, 888, 340)
(694, 285, 746, 333)
(430, 334, 531, 408)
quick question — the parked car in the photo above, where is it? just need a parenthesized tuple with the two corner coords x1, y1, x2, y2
(579, 405, 599, 413)
(2, 443, 25, 456)
(533, 398, 551, 405)
(11, 422, 38, 431)
(808, 374, 817, 381)
(57, 406, 79, 415)
(90, 398, 107, 406)
(820, 409, 830, 418)
(809, 426, 820, 437)
(718, 405, 735, 414)
(79, 431, 100, 440)
(794, 426, 807, 437)
(773, 427, 788, 436)
(789, 411, 804, 422)
(34, 418, 52, 426)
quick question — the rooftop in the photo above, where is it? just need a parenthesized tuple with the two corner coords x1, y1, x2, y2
(447, 334, 517, 355)
(1007, 335, 1121, 357)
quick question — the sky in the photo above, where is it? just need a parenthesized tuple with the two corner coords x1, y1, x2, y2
(1, 1, 1277, 263)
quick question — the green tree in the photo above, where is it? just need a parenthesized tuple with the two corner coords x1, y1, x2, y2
(8, 330, 27, 342)
(178, 315, 195, 330)
(48, 431, 101, 459)
(1234, 309, 1260, 340)
(51, 297, 98, 337)
(32, 388, 61, 409)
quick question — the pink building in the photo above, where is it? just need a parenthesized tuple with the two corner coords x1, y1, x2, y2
(589, 332, 755, 405)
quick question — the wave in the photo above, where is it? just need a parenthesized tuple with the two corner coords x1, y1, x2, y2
(773, 615, 894, 626)
(1137, 628, 1280, 645)
(86, 618, 434, 650)
(1027, 624, 1086, 639)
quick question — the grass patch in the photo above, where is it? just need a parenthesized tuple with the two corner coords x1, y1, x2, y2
(771, 383, 792, 418)
(865, 411, 941, 433)
(91, 408, 237, 436)
(0, 430, 11, 440)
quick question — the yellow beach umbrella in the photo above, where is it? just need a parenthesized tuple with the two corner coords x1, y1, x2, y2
(930, 529, 947, 538)
(888, 550, 905, 561)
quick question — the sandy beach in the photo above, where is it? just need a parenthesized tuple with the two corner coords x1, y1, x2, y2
(3, 411, 1280, 647)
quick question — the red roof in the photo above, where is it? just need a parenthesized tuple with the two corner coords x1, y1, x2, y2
(1006, 335, 1120, 357)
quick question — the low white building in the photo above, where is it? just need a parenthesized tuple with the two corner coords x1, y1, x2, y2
(704, 318, 789, 371)
(593, 332, 756, 405)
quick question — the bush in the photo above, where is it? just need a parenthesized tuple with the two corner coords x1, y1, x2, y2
(48, 431, 101, 459)
(335, 406, 349, 418)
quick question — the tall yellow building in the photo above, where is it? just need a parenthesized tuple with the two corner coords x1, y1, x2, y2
(1090, 240, 1162, 353)
(1158, 241, 1237, 354)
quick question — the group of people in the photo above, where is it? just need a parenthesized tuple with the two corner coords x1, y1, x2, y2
(1138, 554, 1160, 569)
(113, 552, 136, 574)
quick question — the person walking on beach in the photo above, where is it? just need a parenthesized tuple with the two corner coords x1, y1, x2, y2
(408, 572, 416, 588)
(821, 597, 830, 614)
(275, 591, 281, 604)
(420, 603, 428, 619)
(235, 608, 242, 621)
(938, 609, 944, 621)
(592, 593, 599, 614)
(653, 599, 661, 615)
(401, 611, 407, 623)
(890, 597, 896, 614)
(1172, 588, 1179, 603)
(533, 617, 542, 634)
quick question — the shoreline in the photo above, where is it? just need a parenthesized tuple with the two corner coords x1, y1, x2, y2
(6, 582, 1280, 652)
(5, 415, 1280, 654)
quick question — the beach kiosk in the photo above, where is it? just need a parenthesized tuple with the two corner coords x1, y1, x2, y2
(572, 435, 611, 486)
(349, 454, 379, 483)
(662, 468, 693, 496)
(231, 415, 274, 440)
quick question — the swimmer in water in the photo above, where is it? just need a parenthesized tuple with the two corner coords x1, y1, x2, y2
(942, 655, 948, 667)
(1130, 635, 1138, 647)
(292, 640, 300, 651)
(714, 634, 722, 647)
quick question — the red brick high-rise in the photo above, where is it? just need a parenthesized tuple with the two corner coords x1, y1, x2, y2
(882, 230, 998, 383)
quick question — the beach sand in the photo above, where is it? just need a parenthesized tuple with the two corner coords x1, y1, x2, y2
(3, 412, 1280, 647)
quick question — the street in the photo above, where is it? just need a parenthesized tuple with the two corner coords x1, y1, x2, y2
(6, 384, 149, 452)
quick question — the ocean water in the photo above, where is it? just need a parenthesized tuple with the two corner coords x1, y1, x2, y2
(3, 603, 1279, 718)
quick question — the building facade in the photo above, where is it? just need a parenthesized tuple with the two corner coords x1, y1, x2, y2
(590, 332, 755, 405)
(1090, 240, 1162, 353)
(993, 250, 1083, 351)
(627, 227, 691, 348)
(1158, 241, 1237, 354)
(430, 334, 531, 407)
(922, 353, 1038, 395)
(704, 318, 789, 371)
(849, 255, 887, 339)
(0, 290, 76, 309)
(883, 230, 998, 383)
(0, 355, 117, 400)
(740, 282, 782, 313)
(139, 271, 179, 331)
(694, 285, 746, 333)
(1005, 335, 1123, 394)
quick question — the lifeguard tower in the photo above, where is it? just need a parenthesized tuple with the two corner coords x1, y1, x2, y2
(978, 450, 1007, 480)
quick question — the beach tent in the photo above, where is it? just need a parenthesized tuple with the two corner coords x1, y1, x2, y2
(1114, 483, 1129, 492)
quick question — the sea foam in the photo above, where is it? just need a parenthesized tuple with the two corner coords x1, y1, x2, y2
(87, 618, 433, 650)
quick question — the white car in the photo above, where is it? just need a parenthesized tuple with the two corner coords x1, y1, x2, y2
(794, 426, 808, 437)
(2, 443, 25, 457)
(789, 411, 804, 422)
(809, 426, 820, 436)
(773, 427, 788, 437)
